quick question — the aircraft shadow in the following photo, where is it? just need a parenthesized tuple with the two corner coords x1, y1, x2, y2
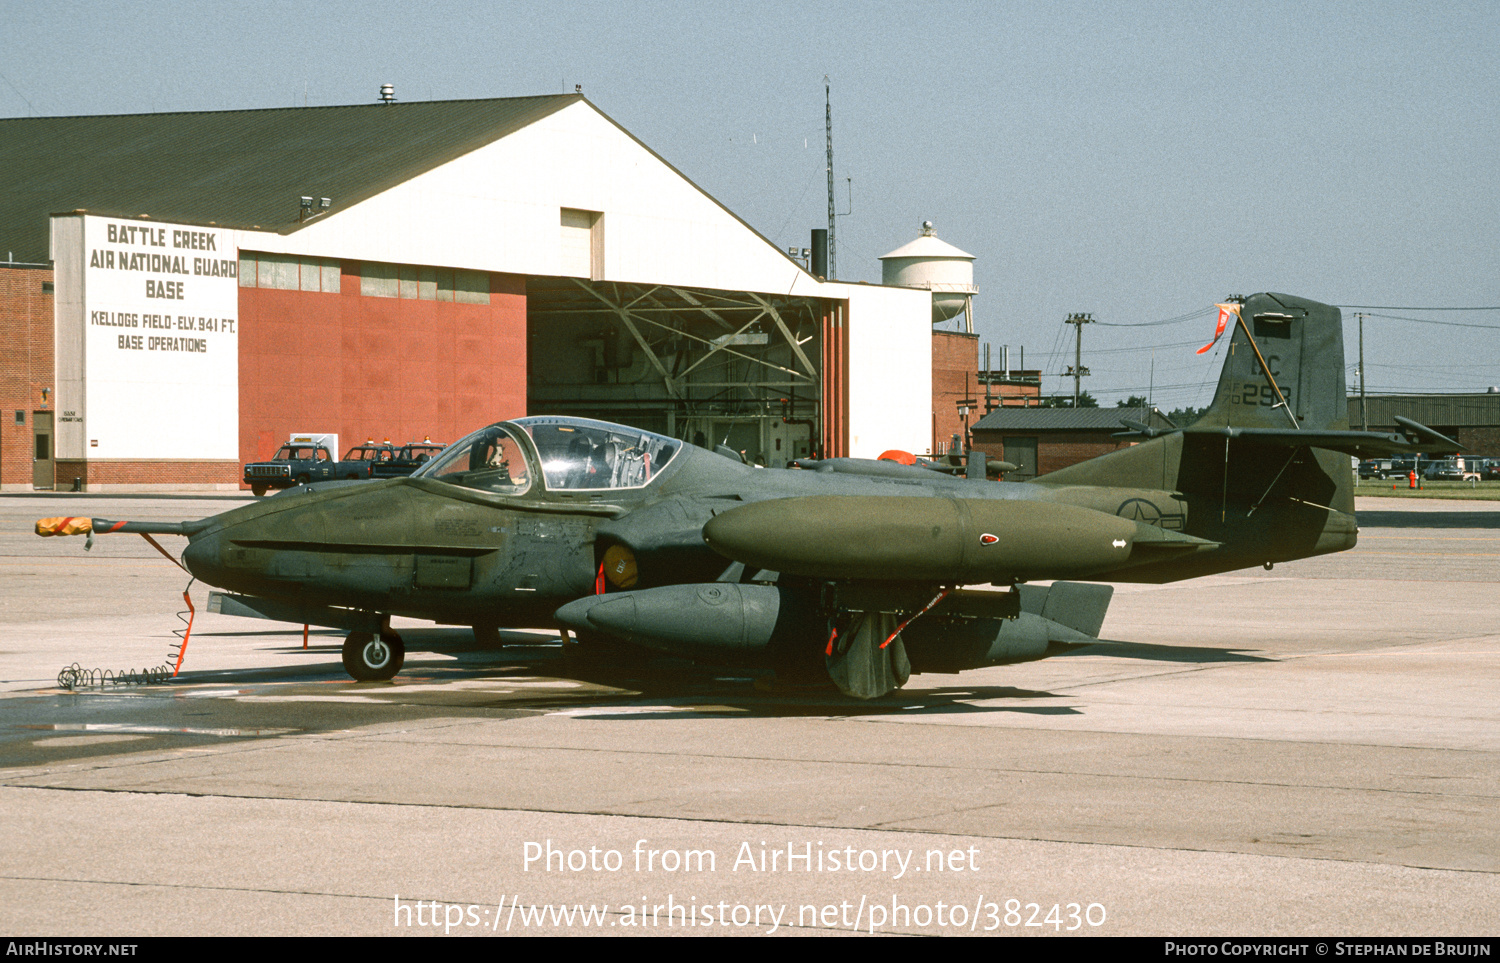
(160, 628, 1269, 719)
(1357, 510, 1500, 529)
(1053, 639, 1273, 664)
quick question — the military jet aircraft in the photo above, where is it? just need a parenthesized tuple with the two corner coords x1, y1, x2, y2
(37, 293, 1460, 698)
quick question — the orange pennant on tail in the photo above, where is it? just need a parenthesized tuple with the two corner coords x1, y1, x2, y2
(1197, 303, 1242, 355)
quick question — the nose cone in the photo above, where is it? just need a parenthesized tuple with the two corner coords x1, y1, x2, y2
(556, 595, 637, 635)
(176, 493, 329, 595)
(181, 530, 225, 586)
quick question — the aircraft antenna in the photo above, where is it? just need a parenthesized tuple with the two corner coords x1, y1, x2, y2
(825, 76, 836, 281)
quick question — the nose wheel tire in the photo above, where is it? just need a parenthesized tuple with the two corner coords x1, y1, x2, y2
(342, 630, 404, 681)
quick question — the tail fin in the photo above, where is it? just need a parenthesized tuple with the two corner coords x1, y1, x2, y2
(1184, 292, 1357, 527)
(1034, 293, 1357, 579)
(1037, 292, 1351, 492)
(1194, 293, 1348, 433)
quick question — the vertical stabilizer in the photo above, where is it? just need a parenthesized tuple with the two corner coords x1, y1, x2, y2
(1031, 293, 1357, 579)
(1195, 293, 1348, 433)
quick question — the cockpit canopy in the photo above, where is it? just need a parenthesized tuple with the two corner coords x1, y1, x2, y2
(414, 416, 683, 495)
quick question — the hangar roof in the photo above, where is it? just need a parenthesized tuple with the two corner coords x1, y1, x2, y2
(1348, 393, 1500, 429)
(0, 94, 583, 263)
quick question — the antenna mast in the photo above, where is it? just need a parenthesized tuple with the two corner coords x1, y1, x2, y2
(825, 76, 837, 281)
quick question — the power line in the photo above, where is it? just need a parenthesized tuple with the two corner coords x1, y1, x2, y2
(1092, 305, 1216, 328)
(1338, 304, 1500, 311)
(1366, 361, 1500, 372)
(1361, 312, 1500, 330)
(1083, 338, 1206, 355)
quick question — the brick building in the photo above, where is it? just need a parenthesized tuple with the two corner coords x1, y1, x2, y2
(0, 265, 54, 488)
(929, 330, 1041, 454)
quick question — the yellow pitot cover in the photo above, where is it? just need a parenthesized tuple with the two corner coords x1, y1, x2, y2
(35, 517, 93, 537)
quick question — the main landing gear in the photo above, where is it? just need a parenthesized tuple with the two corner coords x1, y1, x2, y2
(342, 629, 405, 681)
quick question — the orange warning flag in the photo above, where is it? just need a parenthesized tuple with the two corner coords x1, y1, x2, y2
(1197, 303, 1241, 355)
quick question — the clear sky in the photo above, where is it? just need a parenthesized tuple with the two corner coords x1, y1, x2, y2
(4, 0, 1496, 409)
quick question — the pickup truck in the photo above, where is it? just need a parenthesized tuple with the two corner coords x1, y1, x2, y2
(371, 441, 447, 479)
(243, 437, 397, 495)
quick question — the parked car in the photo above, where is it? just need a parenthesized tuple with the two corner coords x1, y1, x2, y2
(243, 434, 396, 496)
(1425, 456, 1482, 482)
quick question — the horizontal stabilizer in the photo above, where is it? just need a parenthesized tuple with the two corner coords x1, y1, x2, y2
(1179, 420, 1462, 456)
(1114, 418, 1171, 439)
(1114, 420, 1461, 457)
(1393, 416, 1464, 452)
(1129, 524, 1218, 549)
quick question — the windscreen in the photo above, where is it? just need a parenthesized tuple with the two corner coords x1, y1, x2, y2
(413, 424, 532, 495)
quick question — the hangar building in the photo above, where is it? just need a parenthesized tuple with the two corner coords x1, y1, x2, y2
(1347, 393, 1500, 454)
(0, 94, 932, 490)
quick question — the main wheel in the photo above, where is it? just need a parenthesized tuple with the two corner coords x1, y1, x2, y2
(251, 484, 268, 497)
(342, 630, 404, 681)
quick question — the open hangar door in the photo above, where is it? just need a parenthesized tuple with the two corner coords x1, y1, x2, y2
(526, 278, 843, 467)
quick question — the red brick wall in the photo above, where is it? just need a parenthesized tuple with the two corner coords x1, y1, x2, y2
(0, 265, 54, 488)
(1456, 426, 1500, 454)
(970, 430, 1135, 476)
(1034, 433, 1133, 475)
(931, 330, 978, 453)
(54, 459, 239, 489)
(238, 267, 527, 474)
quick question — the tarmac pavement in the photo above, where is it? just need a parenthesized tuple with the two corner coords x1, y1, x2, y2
(0, 493, 1495, 936)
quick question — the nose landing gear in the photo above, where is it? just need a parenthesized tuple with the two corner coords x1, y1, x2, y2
(342, 629, 404, 681)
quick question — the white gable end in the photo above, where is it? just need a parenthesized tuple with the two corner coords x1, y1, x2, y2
(270, 101, 806, 296)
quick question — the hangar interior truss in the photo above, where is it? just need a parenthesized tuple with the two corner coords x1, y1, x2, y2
(527, 278, 841, 466)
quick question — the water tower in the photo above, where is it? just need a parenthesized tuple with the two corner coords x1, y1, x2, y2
(879, 221, 977, 331)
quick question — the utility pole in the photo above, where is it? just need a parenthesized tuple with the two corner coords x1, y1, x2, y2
(825, 77, 836, 281)
(1065, 312, 1093, 406)
(1356, 312, 1367, 431)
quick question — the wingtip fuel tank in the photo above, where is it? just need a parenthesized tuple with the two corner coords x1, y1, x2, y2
(702, 496, 1141, 583)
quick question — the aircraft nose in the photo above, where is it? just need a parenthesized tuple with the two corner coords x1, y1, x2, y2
(181, 531, 225, 585)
